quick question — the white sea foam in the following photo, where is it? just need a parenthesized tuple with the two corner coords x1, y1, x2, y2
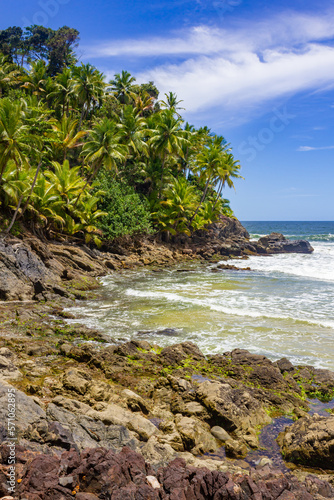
(228, 243, 334, 282)
(66, 227, 334, 371)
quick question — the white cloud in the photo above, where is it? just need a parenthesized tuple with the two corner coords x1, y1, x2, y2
(84, 9, 334, 123)
(297, 145, 334, 151)
(137, 44, 334, 116)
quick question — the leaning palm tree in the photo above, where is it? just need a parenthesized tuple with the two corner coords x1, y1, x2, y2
(188, 141, 227, 225)
(149, 109, 189, 197)
(212, 153, 243, 210)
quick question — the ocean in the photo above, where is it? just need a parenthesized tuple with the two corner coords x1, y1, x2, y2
(67, 221, 334, 371)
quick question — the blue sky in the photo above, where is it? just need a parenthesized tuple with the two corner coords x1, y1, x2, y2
(2, 0, 334, 220)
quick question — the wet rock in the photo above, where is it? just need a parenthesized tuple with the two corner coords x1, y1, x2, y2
(257, 457, 273, 468)
(277, 414, 334, 469)
(248, 364, 286, 388)
(225, 438, 248, 458)
(210, 425, 231, 442)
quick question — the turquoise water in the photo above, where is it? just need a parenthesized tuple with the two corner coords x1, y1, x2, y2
(67, 221, 334, 371)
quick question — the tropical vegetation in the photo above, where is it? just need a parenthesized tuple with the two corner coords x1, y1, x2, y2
(0, 24, 242, 245)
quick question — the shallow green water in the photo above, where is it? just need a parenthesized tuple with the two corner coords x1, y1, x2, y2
(67, 252, 334, 370)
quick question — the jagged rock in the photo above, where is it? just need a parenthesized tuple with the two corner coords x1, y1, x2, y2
(277, 414, 334, 469)
(0, 381, 45, 440)
(122, 388, 150, 413)
(225, 438, 248, 458)
(196, 380, 271, 435)
(2, 444, 333, 499)
(62, 368, 90, 395)
(276, 357, 295, 373)
(174, 415, 218, 454)
(160, 341, 205, 366)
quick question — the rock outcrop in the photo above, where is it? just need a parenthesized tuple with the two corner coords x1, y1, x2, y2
(277, 414, 334, 469)
(254, 232, 314, 254)
(0, 327, 334, 497)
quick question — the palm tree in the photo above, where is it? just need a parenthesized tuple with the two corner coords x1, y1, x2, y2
(188, 141, 227, 225)
(212, 153, 243, 210)
(156, 176, 199, 236)
(108, 70, 136, 105)
(20, 60, 48, 99)
(28, 175, 65, 234)
(149, 109, 188, 197)
(51, 115, 88, 161)
(118, 105, 148, 161)
(134, 91, 154, 116)
(45, 160, 86, 206)
(72, 64, 106, 128)
(82, 118, 127, 175)
(0, 54, 20, 98)
(180, 122, 197, 178)
(48, 68, 75, 117)
(0, 99, 34, 185)
(160, 92, 185, 117)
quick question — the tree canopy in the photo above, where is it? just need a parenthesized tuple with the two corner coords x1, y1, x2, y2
(0, 25, 242, 245)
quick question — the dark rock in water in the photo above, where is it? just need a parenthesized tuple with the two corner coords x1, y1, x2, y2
(255, 232, 314, 254)
(277, 414, 334, 469)
(215, 263, 251, 271)
(137, 328, 179, 337)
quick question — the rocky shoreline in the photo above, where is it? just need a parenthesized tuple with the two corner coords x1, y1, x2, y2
(1, 219, 333, 499)
(0, 216, 313, 303)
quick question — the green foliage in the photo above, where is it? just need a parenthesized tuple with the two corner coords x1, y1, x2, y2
(95, 171, 152, 239)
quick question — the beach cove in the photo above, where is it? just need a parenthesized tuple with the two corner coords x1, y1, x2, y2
(0, 219, 334, 498)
